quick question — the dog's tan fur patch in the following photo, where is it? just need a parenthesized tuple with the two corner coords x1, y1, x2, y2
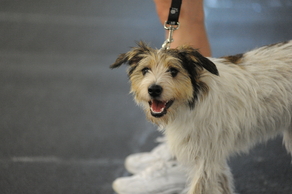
(129, 50, 195, 124)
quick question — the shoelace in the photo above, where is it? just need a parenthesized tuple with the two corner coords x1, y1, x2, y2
(138, 159, 178, 180)
(151, 144, 171, 158)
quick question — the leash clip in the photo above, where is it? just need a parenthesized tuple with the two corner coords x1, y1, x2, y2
(162, 22, 180, 50)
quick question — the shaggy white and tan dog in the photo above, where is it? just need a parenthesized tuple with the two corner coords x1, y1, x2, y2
(111, 41, 292, 194)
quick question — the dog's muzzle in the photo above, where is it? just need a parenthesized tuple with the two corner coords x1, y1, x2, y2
(148, 85, 174, 117)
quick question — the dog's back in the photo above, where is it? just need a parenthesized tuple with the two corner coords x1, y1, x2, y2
(203, 40, 292, 154)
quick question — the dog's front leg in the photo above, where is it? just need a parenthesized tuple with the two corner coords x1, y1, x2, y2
(188, 160, 234, 194)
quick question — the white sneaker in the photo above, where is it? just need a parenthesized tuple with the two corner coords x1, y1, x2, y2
(179, 187, 189, 194)
(125, 138, 173, 174)
(113, 159, 187, 194)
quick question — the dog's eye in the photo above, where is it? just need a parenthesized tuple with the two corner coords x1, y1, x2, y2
(168, 68, 178, 77)
(142, 67, 150, 75)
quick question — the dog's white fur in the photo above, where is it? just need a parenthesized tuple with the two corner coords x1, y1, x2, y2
(111, 41, 292, 194)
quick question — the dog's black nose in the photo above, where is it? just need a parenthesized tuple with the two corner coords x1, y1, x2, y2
(148, 85, 163, 97)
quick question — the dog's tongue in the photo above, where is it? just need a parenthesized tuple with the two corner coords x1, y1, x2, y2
(151, 100, 166, 113)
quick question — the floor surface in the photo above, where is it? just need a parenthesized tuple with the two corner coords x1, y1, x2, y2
(0, 0, 292, 193)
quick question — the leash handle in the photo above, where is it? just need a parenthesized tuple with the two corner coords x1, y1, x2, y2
(162, 0, 182, 50)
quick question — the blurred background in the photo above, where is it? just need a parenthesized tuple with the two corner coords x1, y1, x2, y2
(0, 0, 292, 194)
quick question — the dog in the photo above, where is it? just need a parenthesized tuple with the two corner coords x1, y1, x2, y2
(110, 41, 292, 194)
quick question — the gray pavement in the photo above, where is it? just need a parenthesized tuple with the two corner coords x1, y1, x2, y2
(0, 0, 292, 194)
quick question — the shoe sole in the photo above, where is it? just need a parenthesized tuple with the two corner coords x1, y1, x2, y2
(114, 184, 184, 194)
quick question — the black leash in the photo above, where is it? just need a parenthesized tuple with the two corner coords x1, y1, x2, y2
(162, 0, 182, 49)
(166, 0, 182, 26)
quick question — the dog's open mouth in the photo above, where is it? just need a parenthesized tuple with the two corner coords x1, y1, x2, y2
(149, 99, 174, 117)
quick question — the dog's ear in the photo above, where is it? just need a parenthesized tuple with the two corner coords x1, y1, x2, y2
(110, 41, 153, 70)
(177, 46, 219, 76)
(110, 53, 129, 69)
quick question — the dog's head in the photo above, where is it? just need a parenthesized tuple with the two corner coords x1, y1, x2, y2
(110, 42, 218, 124)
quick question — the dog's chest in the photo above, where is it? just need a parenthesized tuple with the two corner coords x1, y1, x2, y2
(164, 117, 203, 163)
